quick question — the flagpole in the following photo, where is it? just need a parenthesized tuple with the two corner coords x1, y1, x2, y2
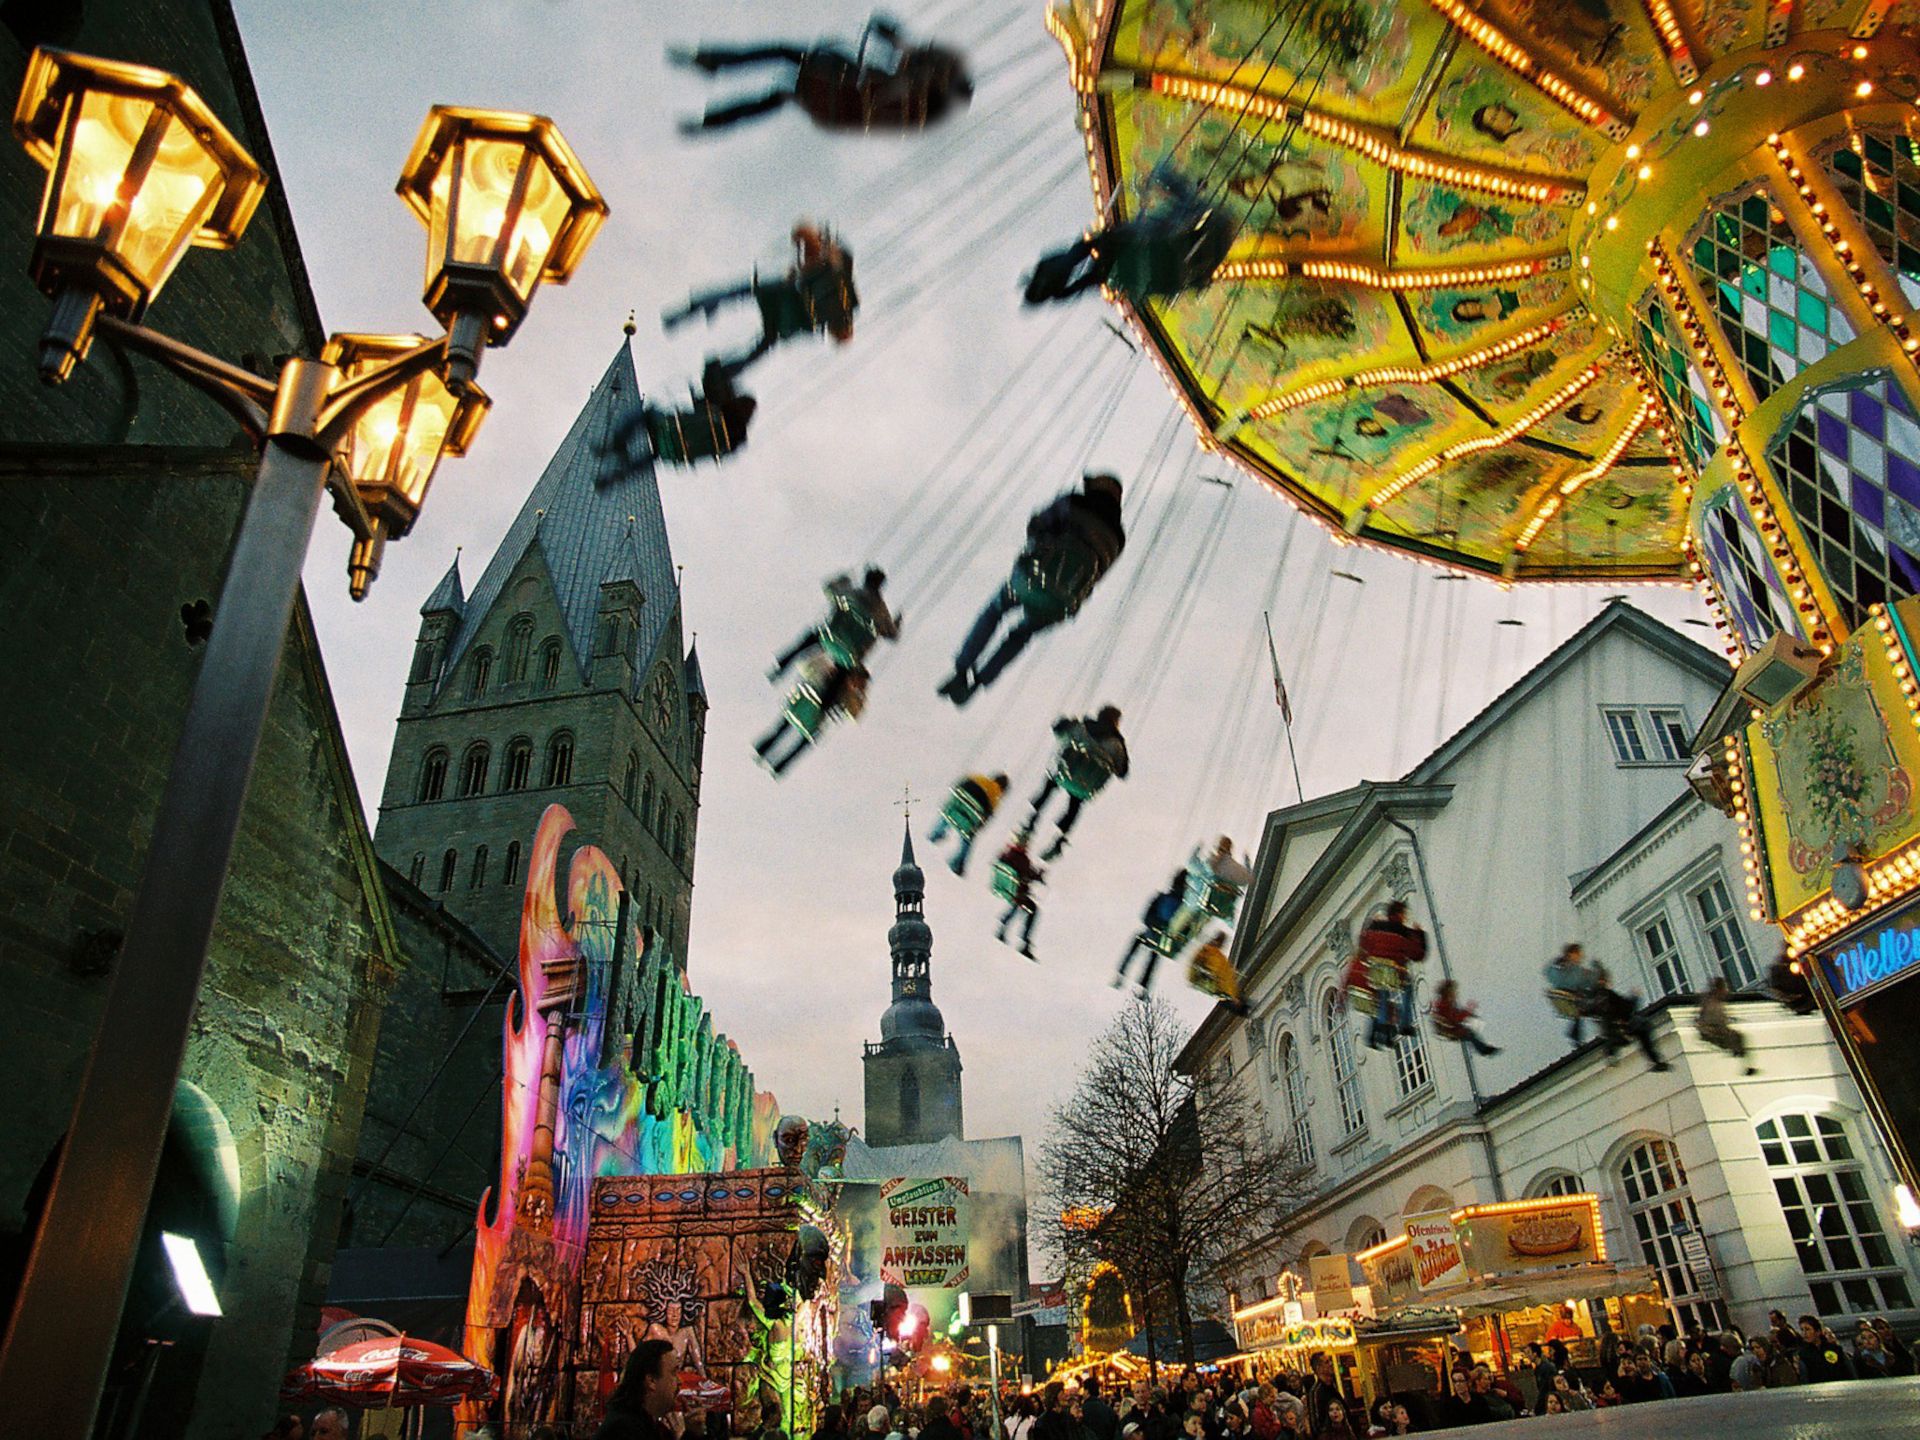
(1265, 611, 1306, 802)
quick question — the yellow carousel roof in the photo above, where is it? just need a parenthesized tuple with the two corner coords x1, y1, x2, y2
(1043, 0, 1826, 580)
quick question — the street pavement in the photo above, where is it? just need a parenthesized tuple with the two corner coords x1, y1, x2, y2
(1446, 1379, 1920, 1435)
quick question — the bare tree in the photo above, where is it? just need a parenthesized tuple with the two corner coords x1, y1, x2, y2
(1038, 998, 1310, 1367)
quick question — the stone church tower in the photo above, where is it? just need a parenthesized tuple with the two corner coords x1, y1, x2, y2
(374, 332, 707, 970)
(862, 826, 964, 1146)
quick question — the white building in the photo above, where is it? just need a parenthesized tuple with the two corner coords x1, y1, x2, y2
(1182, 601, 1920, 1335)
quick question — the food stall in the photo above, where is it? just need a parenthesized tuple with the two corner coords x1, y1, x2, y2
(1355, 1196, 1668, 1397)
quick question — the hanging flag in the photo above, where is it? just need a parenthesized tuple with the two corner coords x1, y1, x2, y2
(1264, 611, 1293, 726)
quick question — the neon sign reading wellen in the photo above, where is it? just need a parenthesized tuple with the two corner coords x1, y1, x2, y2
(1821, 902, 1920, 1001)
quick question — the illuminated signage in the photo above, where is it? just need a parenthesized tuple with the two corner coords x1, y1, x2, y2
(1820, 900, 1920, 1001)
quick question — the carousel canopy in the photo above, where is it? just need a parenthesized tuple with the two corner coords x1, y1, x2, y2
(1047, 0, 1727, 581)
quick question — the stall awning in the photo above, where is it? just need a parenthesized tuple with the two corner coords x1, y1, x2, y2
(1392, 1264, 1662, 1319)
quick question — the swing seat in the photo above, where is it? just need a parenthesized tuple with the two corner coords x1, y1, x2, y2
(989, 861, 1024, 903)
(1182, 867, 1245, 922)
(1108, 211, 1233, 299)
(817, 603, 881, 668)
(940, 789, 990, 837)
(1188, 948, 1240, 1002)
(1433, 1016, 1472, 1043)
(1346, 985, 1377, 1019)
(1012, 532, 1114, 621)
(1546, 988, 1583, 1019)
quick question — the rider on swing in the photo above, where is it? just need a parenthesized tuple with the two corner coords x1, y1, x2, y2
(1358, 900, 1427, 1051)
(937, 473, 1125, 706)
(769, 567, 899, 681)
(990, 835, 1045, 960)
(1025, 169, 1234, 307)
(1165, 836, 1255, 951)
(640, 357, 758, 466)
(664, 223, 858, 371)
(673, 16, 973, 134)
(929, 771, 1010, 876)
(1188, 930, 1248, 1015)
(753, 656, 870, 777)
(1114, 868, 1190, 993)
(1024, 706, 1129, 862)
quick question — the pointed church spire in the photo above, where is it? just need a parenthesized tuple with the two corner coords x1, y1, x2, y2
(420, 550, 465, 617)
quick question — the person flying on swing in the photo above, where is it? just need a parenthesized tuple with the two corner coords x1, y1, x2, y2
(1358, 900, 1426, 1051)
(1188, 929, 1248, 1015)
(672, 16, 973, 135)
(753, 655, 870, 777)
(928, 771, 1010, 876)
(1024, 705, 1129, 862)
(1431, 978, 1501, 1057)
(769, 567, 899, 681)
(936, 472, 1125, 706)
(1166, 835, 1255, 951)
(664, 223, 858, 371)
(1024, 168, 1234, 307)
(990, 834, 1045, 960)
(1114, 867, 1190, 993)
(638, 356, 758, 467)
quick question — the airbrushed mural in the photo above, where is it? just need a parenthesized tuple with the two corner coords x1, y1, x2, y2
(463, 804, 798, 1435)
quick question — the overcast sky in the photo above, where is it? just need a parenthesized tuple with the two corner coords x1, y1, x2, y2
(234, 1, 1713, 1167)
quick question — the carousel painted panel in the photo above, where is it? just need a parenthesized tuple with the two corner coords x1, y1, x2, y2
(1406, 47, 1604, 178)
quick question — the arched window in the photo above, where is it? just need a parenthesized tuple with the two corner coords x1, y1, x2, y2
(504, 613, 534, 681)
(641, 772, 656, 829)
(1404, 1185, 1457, 1217)
(538, 639, 563, 692)
(1277, 1034, 1314, 1167)
(1528, 1171, 1584, 1198)
(1346, 1217, 1386, 1254)
(459, 743, 490, 797)
(503, 841, 522, 887)
(623, 751, 640, 809)
(438, 848, 458, 892)
(503, 739, 532, 792)
(1618, 1137, 1728, 1332)
(467, 646, 493, 700)
(900, 1070, 922, 1135)
(545, 732, 574, 787)
(1323, 991, 1365, 1139)
(409, 638, 439, 684)
(418, 748, 449, 803)
(407, 853, 425, 886)
(1756, 1112, 1913, 1317)
(470, 845, 489, 889)
(673, 813, 687, 866)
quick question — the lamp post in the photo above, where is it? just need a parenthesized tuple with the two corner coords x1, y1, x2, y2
(0, 49, 606, 1436)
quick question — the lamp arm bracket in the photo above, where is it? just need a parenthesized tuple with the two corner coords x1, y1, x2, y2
(314, 335, 448, 452)
(325, 469, 374, 541)
(96, 315, 274, 439)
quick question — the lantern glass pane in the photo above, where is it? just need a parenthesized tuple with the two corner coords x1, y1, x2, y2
(343, 366, 458, 512)
(506, 150, 567, 299)
(50, 90, 151, 240)
(426, 148, 453, 287)
(117, 109, 222, 290)
(451, 137, 527, 270)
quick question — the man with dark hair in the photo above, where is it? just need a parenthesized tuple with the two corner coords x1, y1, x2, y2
(1033, 1382, 1073, 1440)
(1082, 1376, 1119, 1440)
(921, 1395, 965, 1440)
(597, 1338, 698, 1440)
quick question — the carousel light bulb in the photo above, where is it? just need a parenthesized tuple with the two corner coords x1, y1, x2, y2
(1858, 80, 1875, 97)
(1638, 164, 1653, 179)
(1689, 88, 1705, 104)
(1789, 63, 1806, 80)
(1757, 70, 1773, 85)
(1694, 120, 1711, 137)
(1853, 43, 1869, 59)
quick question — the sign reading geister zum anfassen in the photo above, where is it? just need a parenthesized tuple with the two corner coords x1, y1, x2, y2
(879, 1176, 970, 1289)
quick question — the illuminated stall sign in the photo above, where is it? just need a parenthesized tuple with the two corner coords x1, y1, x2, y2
(1405, 1210, 1468, 1292)
(879, 1176, 970, 1289)
(1820, 898, 1920, 1001)
(1358, 1239, 1418, 1309)
(1453, 1197, 1604, 1278)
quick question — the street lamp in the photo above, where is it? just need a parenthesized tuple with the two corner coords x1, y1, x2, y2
(0, 48, 604, 1439)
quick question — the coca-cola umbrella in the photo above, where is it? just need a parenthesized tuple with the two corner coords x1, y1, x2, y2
(284, 1335, 496, 1407)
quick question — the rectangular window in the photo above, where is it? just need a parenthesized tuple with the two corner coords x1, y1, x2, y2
(1694, 877, 1759, 987)
(1392, 1030, 1432, 1100)
(1606, 709, 1649, 764)
(1650, 708, 1691, 762)
(1641, 912, 1688, 997)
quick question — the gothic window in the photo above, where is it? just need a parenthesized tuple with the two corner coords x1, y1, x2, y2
(1278, 1034, 1315, 1168)
(641, 772, 656, 829)
(1634, 290, 1727, 475)
(623, 751, 641, 809)
(1322, 991, 1365, 1139)
(900, 1070, 922, 1135)
(504, 613, 534, 682)
(538, 638, 563, 692)
(1757, 1112, 1912, 1317)
(503, 739, 532, 792)
(467, 647, 493, 700)
(409, 639, 439, 684)
(647, 666, 678, 734)
(459, 743, 490, 797)
(1697, 490, 1801, 651)
(1767, 375, 1920, 630)
(1819, 127, 1920, 308)
(408, 853, 425, 886)
(438, 848, 458, 892)
(673, 813, 687, 866)
(470, 845, 489, 890)
(1618, 1137, 1728, 1332)
(418, 748, 449, 803)
(503, 841, 521, 886)
(1685, 183, 1854, 404)
(545, 732, 574, 787)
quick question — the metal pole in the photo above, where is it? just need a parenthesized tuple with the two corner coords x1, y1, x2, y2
(987, 1325, 1003, 1440)
(0, 409, 333, 1435)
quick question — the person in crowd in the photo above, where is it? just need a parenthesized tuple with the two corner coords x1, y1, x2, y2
(1082, 1378, 1119, 1440)
(814, 1406, 849, 1440)
(1249, 1384, 1281, 1440)
(1706, 1331, 1741, 1392)
(1680, 1349, 1714, 1397)
(930, 771, 1009, 876)
(938, 474, 1126, 705)
(1798, 1315, 1856, 1381)
(1541, 1392, 1566, 1416)
(1852, 1322, 1904, 1378)
(1034, 1383, 1074, 1440)
(1387, 1407, 1413, 1436)
(1469, 1366, 1516, 1420)
(1592, 1380, 1621, 1408)
(1696, 976, 1759, 1075)
(1549, 1374, 1591, 1411)
(1431, 978, 1502, 1056)
(922, 1397, 965, 1440)
(1869, 1316, 1912, 1374)
(1544, 943, 1600, 1045)
(770, 567, 899, 681)
(595, 1339, 697, 1440)
(1311, 1399, 1357, 1440)
(867, 1404, 893, 1440)
(1436, 1370, 1488, 1427)
(1006, 1395, 1038, 1440)
(265, 1420, 303, 1440)
(673, 18, 973, 134)
(1363, 1399, 1397, 1437)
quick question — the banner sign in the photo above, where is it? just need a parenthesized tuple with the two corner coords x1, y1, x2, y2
(1453, 1198, 1602, 1278)
(1405, 1210, 1469, 1292)
(1819, 897, 1920, 1002)
(1358, 1241, 1418, 1309)
(879, 1176, 970, 1289)
(1308, 1252, 1355, 1314)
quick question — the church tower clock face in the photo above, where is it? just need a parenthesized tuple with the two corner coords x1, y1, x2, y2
(647, 666, 677, 735)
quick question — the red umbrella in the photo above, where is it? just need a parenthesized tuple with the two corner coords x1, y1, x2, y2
(678, 1370, 732, 1411)
(284, 1335, 496, 1406)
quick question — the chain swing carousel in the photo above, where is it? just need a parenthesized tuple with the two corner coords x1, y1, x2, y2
(1044, 0, 1920, 1197)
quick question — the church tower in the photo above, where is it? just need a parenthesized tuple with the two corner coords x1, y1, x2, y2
(862, 825, 964, 1146)
(375, 331, 705, 971)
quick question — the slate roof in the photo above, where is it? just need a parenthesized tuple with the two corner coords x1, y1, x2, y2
(420, 553, 465, 617)
(443, 339, 677, 690)
(683, 642, 707, 700)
